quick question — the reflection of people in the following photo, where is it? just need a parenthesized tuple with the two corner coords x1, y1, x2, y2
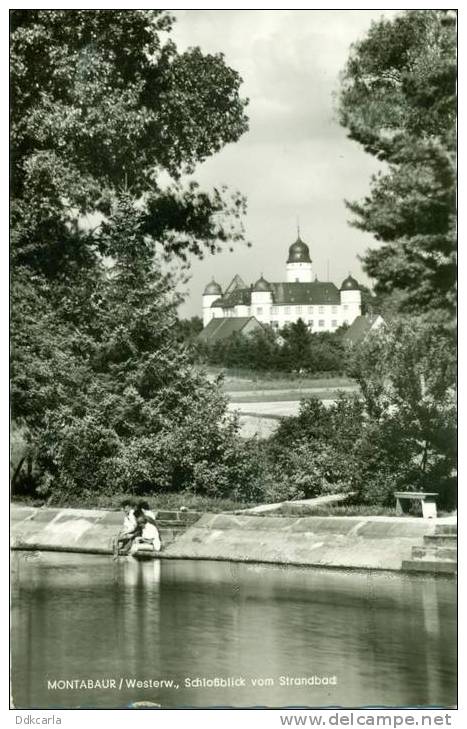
(134, 502, 161, 552)
(113, 499, 138, 557)
(121, 557, 161, 588)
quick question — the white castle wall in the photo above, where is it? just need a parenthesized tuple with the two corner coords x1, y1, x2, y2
(212, 301, 360, 332)
(286, 261, 313, 283)
(340, 289, 361, 326)
(202, 294, 220, 326)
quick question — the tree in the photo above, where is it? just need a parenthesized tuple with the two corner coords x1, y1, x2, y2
(11, 10, 249, 274)
(174, 316, 203, 346)
(269, 395, 364, 500)
(346, 318, 456, 506)
(10, 11, 252, 498)
(30, 195, 257, 500)
(279, 319, 312, 370)
(266, 319, 456, 508)
(339, 10, 456, 315)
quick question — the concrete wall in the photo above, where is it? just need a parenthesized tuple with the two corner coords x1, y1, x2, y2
(11, 505, 443, 572)
(10, 506, 196, 555)
(163, 513, 439, 571)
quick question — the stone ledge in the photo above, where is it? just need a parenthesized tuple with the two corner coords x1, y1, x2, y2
(10, 505, 457, 574)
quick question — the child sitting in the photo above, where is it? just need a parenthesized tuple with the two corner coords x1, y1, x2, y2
(134, 502, 161, 552)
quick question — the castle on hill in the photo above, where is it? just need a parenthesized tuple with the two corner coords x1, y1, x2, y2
(202, 233, 362, 333)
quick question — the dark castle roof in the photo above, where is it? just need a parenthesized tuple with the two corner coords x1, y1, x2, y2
(253, 276, 272, 292)
(287, 236, 312, 264)
(203, 279, 223, 295)
(211, 281, 340, 308)
(340, 274, 360, 291)
(197, 317, 264, 343)
(342, 314, 384, 347)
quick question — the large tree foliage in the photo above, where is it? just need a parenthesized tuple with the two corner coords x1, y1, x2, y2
(347, 318, 456, 505)
(339, 10, 456, 314)
(13, 195, 260, 501)
(195, 321, 346, 374)
(10, 10, 251, 499)
(11, 9, 248, 273)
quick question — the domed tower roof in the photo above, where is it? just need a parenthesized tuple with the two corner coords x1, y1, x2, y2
(253, 275, 272, 292)
(203, 278, 222, 296)
(287, 235, 312, 264)
(340, 274, 360, 291)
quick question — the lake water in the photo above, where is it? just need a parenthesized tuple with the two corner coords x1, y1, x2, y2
(11, 552, 456, 709)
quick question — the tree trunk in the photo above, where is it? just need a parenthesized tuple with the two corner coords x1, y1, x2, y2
(11, 456, 26, 489)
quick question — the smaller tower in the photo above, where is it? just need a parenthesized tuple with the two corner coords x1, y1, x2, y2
(340, 274, 361, 325)
(251, 276, 273, 323)
(286, 234, 313, 283)
(202, 279, 223, 326)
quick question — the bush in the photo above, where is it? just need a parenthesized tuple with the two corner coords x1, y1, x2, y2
(195, 320, 347, 375)
(265, 318, 456, 509)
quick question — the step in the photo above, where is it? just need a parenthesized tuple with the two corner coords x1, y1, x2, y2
(156, 511, 201, 524)
(412, 546, 457, 561)
(402, 559, 457, 575)
(424, 534, 457, 547)
(434, 524, 457, 536)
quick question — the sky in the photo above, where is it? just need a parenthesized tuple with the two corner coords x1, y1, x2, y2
(170, 9, 397, 318)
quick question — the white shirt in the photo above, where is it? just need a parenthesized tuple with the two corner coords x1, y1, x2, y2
(123, 509, 137, 534)
(141, 509, 161, 550)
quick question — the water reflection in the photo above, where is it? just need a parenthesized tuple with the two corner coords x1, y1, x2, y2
(11, 554, 456, 709)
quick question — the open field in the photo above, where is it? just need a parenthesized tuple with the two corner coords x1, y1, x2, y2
(222, 376, 357, 393)
(197, 366, 356, 392)
(229, 401, 315, 418)
(221, 371, 359, 435)
(216, 370, 359, 438)
(229, 414, 282, 439)
(227, 389, 354, 403)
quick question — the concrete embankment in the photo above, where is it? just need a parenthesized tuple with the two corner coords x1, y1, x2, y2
(10, 505, 198, 554)
(11, 505, 456, 573)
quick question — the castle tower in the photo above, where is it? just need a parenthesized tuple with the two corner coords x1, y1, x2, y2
(286, 234, 313, 283)
(202, 279, 223, 326)
(251, 276, 273, 322)
(339, 274, 362, 325)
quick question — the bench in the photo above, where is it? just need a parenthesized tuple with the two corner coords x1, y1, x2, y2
(394, 491, 438, 519)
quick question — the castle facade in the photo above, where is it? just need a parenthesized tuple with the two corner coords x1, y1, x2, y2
(202, 235, 362, 333)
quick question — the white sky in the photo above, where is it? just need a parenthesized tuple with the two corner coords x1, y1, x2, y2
(170, 9, 398, 318)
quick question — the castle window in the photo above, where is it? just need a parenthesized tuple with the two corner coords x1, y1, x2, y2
(318, 319, 325, 327)
(285, 306, 291, 315)
(256, 307, 263, 315)
(331, 320, 338, 327)
(271, 306, 278, 315)
(296, 305, 302, 314)
(307, 306, 313, 314)
(343, 305, 348, 311)
(308, 320, 314, 328)
(332, 306, 337, 314)
(318, 306, 324, 314)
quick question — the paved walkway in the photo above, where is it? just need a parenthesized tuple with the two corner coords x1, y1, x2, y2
(224, 385, 358, 398)
(228, 400, 335, 417)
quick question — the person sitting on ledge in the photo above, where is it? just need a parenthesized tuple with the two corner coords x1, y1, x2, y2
(133, 502, 162, 552)
(137, 499, 158, 527)
(113, 498, 138, 558)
